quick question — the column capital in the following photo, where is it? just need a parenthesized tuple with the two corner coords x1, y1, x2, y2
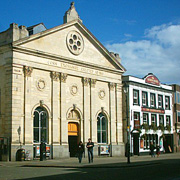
(90, 79, 97, 88)
(61, 73, 68, 83)
(50, 71, 60, 81)
(109, 82, 115, 91)
(82, 77, 90, 86)
(24, 66, 33, 77)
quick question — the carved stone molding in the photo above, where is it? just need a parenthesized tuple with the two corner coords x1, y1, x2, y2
(82, 77, 90, 86)
(61, 73, 68, 83)
(24, 66, 33, 77)
(90, 79, 97, 88)
(101, 107, 104, 112)
(36, 79, 46, 91)
(70, 84, 78, 95)
(109, 82, 115, 91)
(51, 72, 60, 81)
(99, 89, 106, 100)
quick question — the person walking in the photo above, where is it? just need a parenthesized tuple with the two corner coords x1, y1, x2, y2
(156, 144, 160, 158)
(77, 141, 84, 163)
(86, 138, 94, 163)
(150, 142, 155, 157)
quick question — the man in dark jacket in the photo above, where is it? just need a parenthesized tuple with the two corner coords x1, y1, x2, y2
(150, 142, 155, 157)
(77, 141, 84, 163)
(86, 138, 94, 163)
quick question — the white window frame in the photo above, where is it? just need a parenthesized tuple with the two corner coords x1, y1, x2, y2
(159, 115, 164, 125)
(134, 112, 139, 121)
(158, 95, 163, 108)
(166, 115, 171, 126)
(134, 112, 140, 129)
(150, 93, 156, 108)
(143, 113, 148, 124)
(165, 96, 170, 110)
(151, 114, 157, 125)
(142, 91, 148, 106)
(133, 90, 139, 105)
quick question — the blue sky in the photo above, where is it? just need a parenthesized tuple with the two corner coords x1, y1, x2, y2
(1, 0, 180, 84)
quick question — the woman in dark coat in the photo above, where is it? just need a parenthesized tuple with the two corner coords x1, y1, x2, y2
(77, 141, 84, 163)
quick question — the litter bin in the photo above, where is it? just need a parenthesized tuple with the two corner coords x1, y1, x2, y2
(16, 149, 25, 161)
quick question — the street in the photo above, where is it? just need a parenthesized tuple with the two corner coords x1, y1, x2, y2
(0, 154, 180, 180)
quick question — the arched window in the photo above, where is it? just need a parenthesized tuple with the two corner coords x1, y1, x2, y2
(33, 106, 48, 143)
(97, 113, 107, 144)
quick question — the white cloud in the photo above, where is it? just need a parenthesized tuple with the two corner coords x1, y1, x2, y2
(106, 23, 180, 85)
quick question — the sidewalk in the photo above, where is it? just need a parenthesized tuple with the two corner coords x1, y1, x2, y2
(0, 152, 179, 168)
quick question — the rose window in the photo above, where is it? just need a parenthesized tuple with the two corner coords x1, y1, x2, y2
(67, 31, 84, 55)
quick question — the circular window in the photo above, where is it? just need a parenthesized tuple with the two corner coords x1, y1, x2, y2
(66, 31, 84, 55)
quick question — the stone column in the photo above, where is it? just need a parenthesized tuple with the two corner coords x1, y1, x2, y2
(4, 65, 13, 138)
(116, 83, 123, 144)
(12, 66, 24, 144)
(50, 72, 60, 155)
(109, 82, 116, 145)
(90, 79, 97, 143)
(60, 73, 68, 145)
(24, 66, 33, 145)
(82, 77, 90, 143)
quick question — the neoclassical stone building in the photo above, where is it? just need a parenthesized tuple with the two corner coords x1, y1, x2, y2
(0, 2, 125, 161)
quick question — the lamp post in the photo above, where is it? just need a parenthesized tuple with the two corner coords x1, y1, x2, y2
(17, 126, 22, 149)
(124, 83, 130, 164)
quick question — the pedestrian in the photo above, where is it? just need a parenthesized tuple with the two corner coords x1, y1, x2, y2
(150, 142, 155, 157)
(86, 138, 94, 163)
(77, 141, 84, 163)
(156, 144, 160, 158)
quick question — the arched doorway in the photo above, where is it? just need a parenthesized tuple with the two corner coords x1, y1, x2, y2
(67, 110, 80, 157)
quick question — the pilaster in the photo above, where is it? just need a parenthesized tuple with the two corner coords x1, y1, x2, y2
(11, 65, 24, 145)
(109, 82, 116, 145)
(90, 78, 97, 143)
(116, 83, 123, 144)
(60, 73, 68, 145)
(82, 77, 90, 143)
(24, 66, 33, 144)
(4, 65, 12, 138)
(50, 72, 60, 145)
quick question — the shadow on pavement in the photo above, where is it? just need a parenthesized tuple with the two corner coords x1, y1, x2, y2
(19, 159, 180, 180)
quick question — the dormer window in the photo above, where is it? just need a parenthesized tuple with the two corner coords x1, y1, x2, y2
(29, 29, 33, 36)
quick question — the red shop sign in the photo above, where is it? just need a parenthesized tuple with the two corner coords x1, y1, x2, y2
(145, 74, 160, 86)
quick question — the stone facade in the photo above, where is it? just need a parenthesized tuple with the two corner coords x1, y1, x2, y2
(0, 3, 125, 161)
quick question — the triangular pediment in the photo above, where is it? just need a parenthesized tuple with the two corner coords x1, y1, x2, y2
(13, 20, 125, 72)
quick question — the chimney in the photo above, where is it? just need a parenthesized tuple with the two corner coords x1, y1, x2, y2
(110, 52, 121, 63)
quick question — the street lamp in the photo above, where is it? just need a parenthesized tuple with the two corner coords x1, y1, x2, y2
(17, 126, 22, 149)
(123, 83, 130, 164)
